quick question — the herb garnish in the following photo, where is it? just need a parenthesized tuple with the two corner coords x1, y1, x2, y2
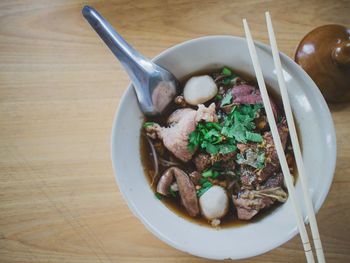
(222, 67, 232, 76)
(155, 192, 163, 200)
(221, 67, 238, 85)
(202, 169, 220, 178)
(220, 93, 233, 107)
(143, 122, 156, 128)
(188, 104, 264, 154)
(169, 187, 177, 198)
(196, 181, 213, 197)
(236, 149, 266, 169)
(215, 94, 223, 100)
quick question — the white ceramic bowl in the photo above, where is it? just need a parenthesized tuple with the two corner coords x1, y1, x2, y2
(111, 36, 336, 260)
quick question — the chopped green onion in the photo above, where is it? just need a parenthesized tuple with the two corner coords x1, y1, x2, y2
(169, 187, 177, 198)
(215, 94, 223, 100)
(202, 170, 214, 178)
(196, 182, 213, 197)
(143, 122, 156, 128)
(202, 181, 213, 188)
(202, 169, 220, 178)
(222, 78, 231, 85)
(199, 177, 208, 184)
(155, 192, 163, 200)
(222, 67, 232, 76)
(245, 131, 263, 143)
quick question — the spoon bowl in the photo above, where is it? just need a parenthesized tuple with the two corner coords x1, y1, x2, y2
(82, 6, 179, 116)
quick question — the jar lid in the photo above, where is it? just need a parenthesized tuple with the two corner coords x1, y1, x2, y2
(295, 25, 350, 103)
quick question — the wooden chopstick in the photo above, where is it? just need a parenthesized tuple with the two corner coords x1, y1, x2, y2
(265, 12, 325, 263)
(242, 19, 315, 263)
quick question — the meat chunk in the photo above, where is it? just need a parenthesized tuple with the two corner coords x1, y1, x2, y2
(233, 93, 263, 105)
(229, 85, 278, 118)
(232, 84, 255, 98)
(238, 119, 289, 187)
(145, 103, 218, 162)
(218, 152, 236, 171)
(174, 95, 188, 107)
(167, 108, 195, 125)
(156, 169, 174, 195)
(189, 171, 201, 185)
(259, 118, 289, 181)
(196, 103, 218, 122)
(240, 166, 258, 189)
(262, 173, 284, 188)
(233, 192, 274, 220)
(157, 167, 199, 217)
(194, 154, 212, 172)
(194, 151, 236, 173)
(233, 187, 288, 220)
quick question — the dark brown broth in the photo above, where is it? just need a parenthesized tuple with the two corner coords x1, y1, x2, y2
(140, 68, 297, 228)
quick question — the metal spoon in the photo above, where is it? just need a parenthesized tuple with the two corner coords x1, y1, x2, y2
(82, 6, 179, 116)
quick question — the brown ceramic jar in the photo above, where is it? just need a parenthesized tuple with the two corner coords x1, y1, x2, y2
(295, 25, 350, 103)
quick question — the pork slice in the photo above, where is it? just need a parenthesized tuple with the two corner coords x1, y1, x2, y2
(155, 109, 197, 162)
(156, 168, 174, 195)
(233, 93, 262, 104)
(167, 108, 195, 125)
(231, 84, 256, 98)
(232, 89, 278, 119)
(157, 167, 199, 217)
(145, 103, 218, 162)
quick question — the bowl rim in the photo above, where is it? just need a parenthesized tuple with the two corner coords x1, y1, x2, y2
(111, 35, 337, 259)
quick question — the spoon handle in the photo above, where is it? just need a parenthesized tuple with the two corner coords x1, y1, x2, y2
(82, 6, 152, 92)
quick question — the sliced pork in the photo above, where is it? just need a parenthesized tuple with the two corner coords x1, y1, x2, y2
(228, 84, 278, 118)
(156, 167, 199, 217)
(145, 103, 218, 162)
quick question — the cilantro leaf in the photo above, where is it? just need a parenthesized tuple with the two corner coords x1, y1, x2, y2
(236, 149, 266, 169)
(219, 144, 237, 154)
(245, 131, 263, 143)
(256, 151, 266, 169)
(222, 78, 231, 85)
(188, 104, 265, 157)
(205, 142, 219, 154)
(188, 130, 200, 153)
(206, 122, 222, 131)
(220, 93, 233, 107)
(222, 67, 232, 76)
(221, 122, 246, 143)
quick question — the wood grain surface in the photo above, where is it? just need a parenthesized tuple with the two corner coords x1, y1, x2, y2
(0, 0, 349, 262)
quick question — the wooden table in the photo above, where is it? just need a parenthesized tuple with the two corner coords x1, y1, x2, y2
(1, 1, 349, 262)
